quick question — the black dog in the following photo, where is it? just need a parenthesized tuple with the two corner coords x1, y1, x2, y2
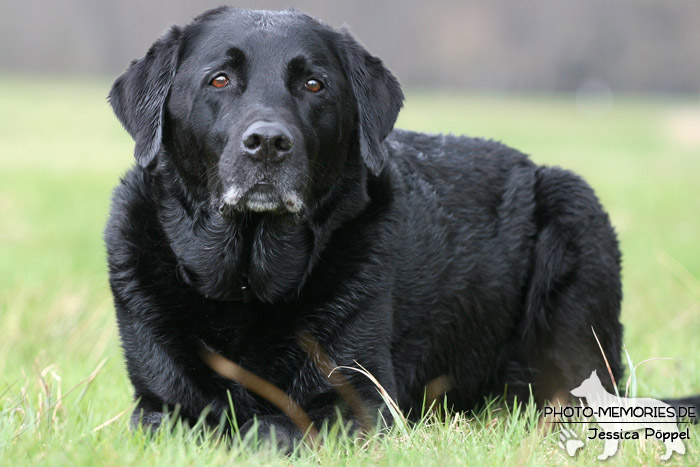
(106, 7, 697, 444)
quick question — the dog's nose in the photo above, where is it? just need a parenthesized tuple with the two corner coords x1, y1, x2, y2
(241, 121, 294, 161)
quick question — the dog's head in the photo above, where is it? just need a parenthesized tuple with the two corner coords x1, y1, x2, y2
(110, 7, 403, 217)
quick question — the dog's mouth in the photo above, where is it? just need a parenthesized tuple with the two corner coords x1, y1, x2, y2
(219, 181, 304, 215)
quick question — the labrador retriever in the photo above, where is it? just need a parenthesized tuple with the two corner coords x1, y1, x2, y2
(106, 6, 697, 445)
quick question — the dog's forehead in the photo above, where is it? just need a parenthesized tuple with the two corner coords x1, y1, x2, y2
(183, 9, 335, 65)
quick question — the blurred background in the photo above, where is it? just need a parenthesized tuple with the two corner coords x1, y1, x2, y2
(2, 0, 700, 94)
(1, 1, 699, 462)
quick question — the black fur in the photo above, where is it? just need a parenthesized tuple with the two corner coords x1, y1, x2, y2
(106, 7, 698, 444)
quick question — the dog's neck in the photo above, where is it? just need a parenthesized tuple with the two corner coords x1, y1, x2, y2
(151, 155, 373, 305)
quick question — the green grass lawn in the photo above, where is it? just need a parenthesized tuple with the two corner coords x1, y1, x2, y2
(1, 76, 699, 465)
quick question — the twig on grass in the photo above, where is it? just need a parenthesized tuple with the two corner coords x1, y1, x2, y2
(296, 331, 373, 434)
(199, 348, 319, 444)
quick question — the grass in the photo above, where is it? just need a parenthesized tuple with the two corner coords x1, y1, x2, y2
(1, 75, 699, 465)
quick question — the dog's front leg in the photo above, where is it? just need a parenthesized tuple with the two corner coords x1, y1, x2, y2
(130, 396, 171, 431)
(236, 389, 391, 453)
(238, 414, 302, 452)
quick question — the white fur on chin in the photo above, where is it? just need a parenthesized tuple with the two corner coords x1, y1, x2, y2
(222, 186, 303, 213)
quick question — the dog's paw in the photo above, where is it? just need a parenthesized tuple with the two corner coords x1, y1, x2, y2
(558, 427, 585, 457)
(238, 415, 300, 454)
(130, 410, 167, 432)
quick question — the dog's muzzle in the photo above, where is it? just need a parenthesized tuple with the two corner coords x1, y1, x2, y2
(219, 181, 303, 214)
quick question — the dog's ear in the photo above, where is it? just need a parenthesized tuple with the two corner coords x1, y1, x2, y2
(337, 29, 404, 176)
(109, 26, 182, 168)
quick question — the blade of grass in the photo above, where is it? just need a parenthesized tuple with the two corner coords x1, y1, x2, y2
(624, 357, 676, 399)
(11, 358, 108, 441)
(200, 349, 319, 444)
(623, 346, 636, 398)
(591, 326, 619, 397)
(330, 362, 410, 438)
(92, 408, 129, 433)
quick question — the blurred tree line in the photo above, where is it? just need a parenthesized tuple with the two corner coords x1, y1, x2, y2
(1, 0, 699, 93)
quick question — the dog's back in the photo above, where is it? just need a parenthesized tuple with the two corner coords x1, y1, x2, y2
(383, 130, 623, 412)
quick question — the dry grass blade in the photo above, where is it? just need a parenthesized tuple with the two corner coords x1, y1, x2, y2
(296, 331, 372, 433)
(591, 326, 618, 396)
(199, 349, 319, 444)
(424, 375, 452, 414)
(73, 358, 107, 408)
(92, 408, 129, 432)
(330, 362, 410, 437)
(11, 358, 107, 442)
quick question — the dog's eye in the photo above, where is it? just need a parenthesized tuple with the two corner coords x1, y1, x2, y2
(210, 74, 230, 88)
(304, 79, 323, 93)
